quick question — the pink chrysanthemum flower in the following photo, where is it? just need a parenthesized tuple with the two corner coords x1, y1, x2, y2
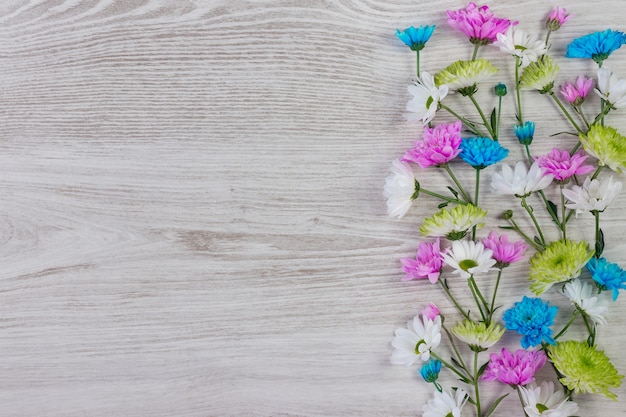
(402, 121, 463, 168)
(560, 76, 594, 106)
(482, 348, 547, 386)
(447, 2, 516, 45)
(401, 238, 444, 283)
(422, 303, 440, 321)
(535, 148, 594, 182)
(481, 231, 527, 268)
(546, 6, 572, 31)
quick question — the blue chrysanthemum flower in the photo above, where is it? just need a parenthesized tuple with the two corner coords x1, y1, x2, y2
(514, 121, 535, 145)
(396, 25, 436, 51)
(503, 296, 558, 349)
(565, 29, 626, 66)
(587, 257, 626, 301)
(419, 358, 441, 383)
(459, 137, 509, 169)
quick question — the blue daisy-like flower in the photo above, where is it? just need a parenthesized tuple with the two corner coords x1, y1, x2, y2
(419, 358, 441, 383)
(503, 296, 558, 349)
(514, 121, 535, 145)
(587, 257, 626, 300)
(459, 137, 509, 169)
(396, 25, 436, 51)
(565, 29, 626, 66)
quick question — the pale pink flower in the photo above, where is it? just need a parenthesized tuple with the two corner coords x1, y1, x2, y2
(482, 348, 547, 386)
(547, 6, 572, 30)
(402, 121, 462, 168)
(534, 149, 594, 182)
(422, 303, 440, 321)
(401, 238, 444, 283)
(447, 2, 515, 45)
(560, 76, 594, 106)
(481, 231, 527, 267)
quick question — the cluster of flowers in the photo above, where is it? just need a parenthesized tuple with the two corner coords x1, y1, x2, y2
(385, 3, 626, 417)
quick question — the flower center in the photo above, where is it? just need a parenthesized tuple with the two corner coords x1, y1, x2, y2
(459, 259, 478, 272)
(536, 403, 549, 413)
(426, 96, 434, 109)
(415, 339, 426, 355)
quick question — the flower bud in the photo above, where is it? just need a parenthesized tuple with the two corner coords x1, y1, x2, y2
(495, 82, 507, 96)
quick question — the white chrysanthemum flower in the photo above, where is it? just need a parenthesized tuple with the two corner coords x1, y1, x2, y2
(493, 27, 548, 68)
(423, 388, 469, 417)
(406, 71, 449, 125)
(595, 67, 626, 108)
(391, 315, 441, 366)
(491, 161, 554, 197)
(562, 175, 622, 216)
(443, 240, 497, 279)
(383, 159, 417, 219)
(519, 381, 579, 417)
(562, 279, 611, 326)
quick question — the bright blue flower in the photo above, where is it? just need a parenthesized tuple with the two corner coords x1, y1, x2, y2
(587, 257, 626, 301)
(459, 137, 509, 169)
(503, 296, 558, 349)
(396, 25, 436, 51)
(419, 358, 441, 383)
(566, 29, 626, 66)
(514, 121, 535, 145)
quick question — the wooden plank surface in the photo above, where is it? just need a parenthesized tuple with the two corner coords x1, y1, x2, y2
(2, 1, 626, 416)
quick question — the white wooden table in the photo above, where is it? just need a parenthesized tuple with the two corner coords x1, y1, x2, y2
(2, 1, 626, 416)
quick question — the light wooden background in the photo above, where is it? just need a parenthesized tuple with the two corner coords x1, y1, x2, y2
(2, 1, 626, 416)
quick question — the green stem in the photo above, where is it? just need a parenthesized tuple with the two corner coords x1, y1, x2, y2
(515, 57, 524, 124)
(560, 184, 567, 240)
(431, 352, 470, 381)
(438, 279, 471, 321)
(473, 351, 483, 417)
(469, 276, 490, 320)
(516, 386, 531, 417)
(549, 91, 584, 134)
(593, 103, 612, 125)
(538, 189, 561, 229)
(554, 310, 579, 340)
(520, 196, 546, 246)
(472, 168, 481, 240)
(574, 105, 591, 129)
(439, 104, 483, 136)
(416, 50, 420, 78)
(591, 165, 605, 180)
(444, 164, 473, 204)
(489, 269, 503, 323)
(524, 143, 532, 163)
(443, 325, 471, 378)
(545, 29, 553, 50)
(508, 218, 544, 251)
(467, 277, 487, 322)
(419, 186, 468, 205)
(594, 210, 601, 258)
(495, 94, 502, 141)
(579, 307, 595, 345)
(471, 44, 480, 61)
(468, 93, 495, 139)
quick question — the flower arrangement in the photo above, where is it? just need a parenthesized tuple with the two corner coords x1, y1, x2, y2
(386, 3, 626, 416)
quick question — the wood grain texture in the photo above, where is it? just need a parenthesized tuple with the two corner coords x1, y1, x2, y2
(2, 0, 626, 416)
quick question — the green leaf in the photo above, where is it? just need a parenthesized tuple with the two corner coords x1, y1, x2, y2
(596, 228, 605, 257)
(438, 202, 449, 209)
(534, 236, 542, 246)
(546, 200, 559, 224)
(476, 361, 490, 378)
(484, 393, 510, 417)
(490, 107, 497, 135)
(498, 225, 515, 230)
(447, 186, 459, 198)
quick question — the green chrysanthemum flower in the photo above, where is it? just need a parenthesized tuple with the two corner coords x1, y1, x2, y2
(520, 55, 559, 93)
(529, 240, 594, 295)
(434, 59, 497, 96)
(549, 340, 623, 400)
(420, 204, 487, 240)
(451, 320, 504, 352)
(579, 125, 626, 173)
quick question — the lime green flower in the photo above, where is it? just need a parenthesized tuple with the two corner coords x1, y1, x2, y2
(520, 55, 559, 93)
(549, 340, 623, 400)
(434, 59, 497, 96)
(579, 125, 626, 173)
(420, 204, 487, 240)
(529, 240, 593, 295)
(451, 320, 504, 352)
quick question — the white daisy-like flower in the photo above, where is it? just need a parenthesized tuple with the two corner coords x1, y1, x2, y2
(443, 240, 497, 279)
(423, 388, 469, 417)
(391, 314, 442, 366)
(562, 175, 622, 217)
(406, 71, 449, 125)
(491, 161, 554, 197)
(383, 159, 417, 219)
(519, 381, 579, 417)
(595, 67, 626, 108)
(561, 278, 611, 326)
(493, 27, 548, 68)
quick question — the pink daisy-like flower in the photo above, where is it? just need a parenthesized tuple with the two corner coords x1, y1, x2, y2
(547, 6, 572, 30)
(482, 348, 547, 386)
(481, 231, 527, 267)
(422, 303, 440, 321)
(560, 76, 594, 106)
(535, 148, 594, 182)
(447, 2, 516, 45)
(401, 238, 444, 283)
(402, 121, 463, 168)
